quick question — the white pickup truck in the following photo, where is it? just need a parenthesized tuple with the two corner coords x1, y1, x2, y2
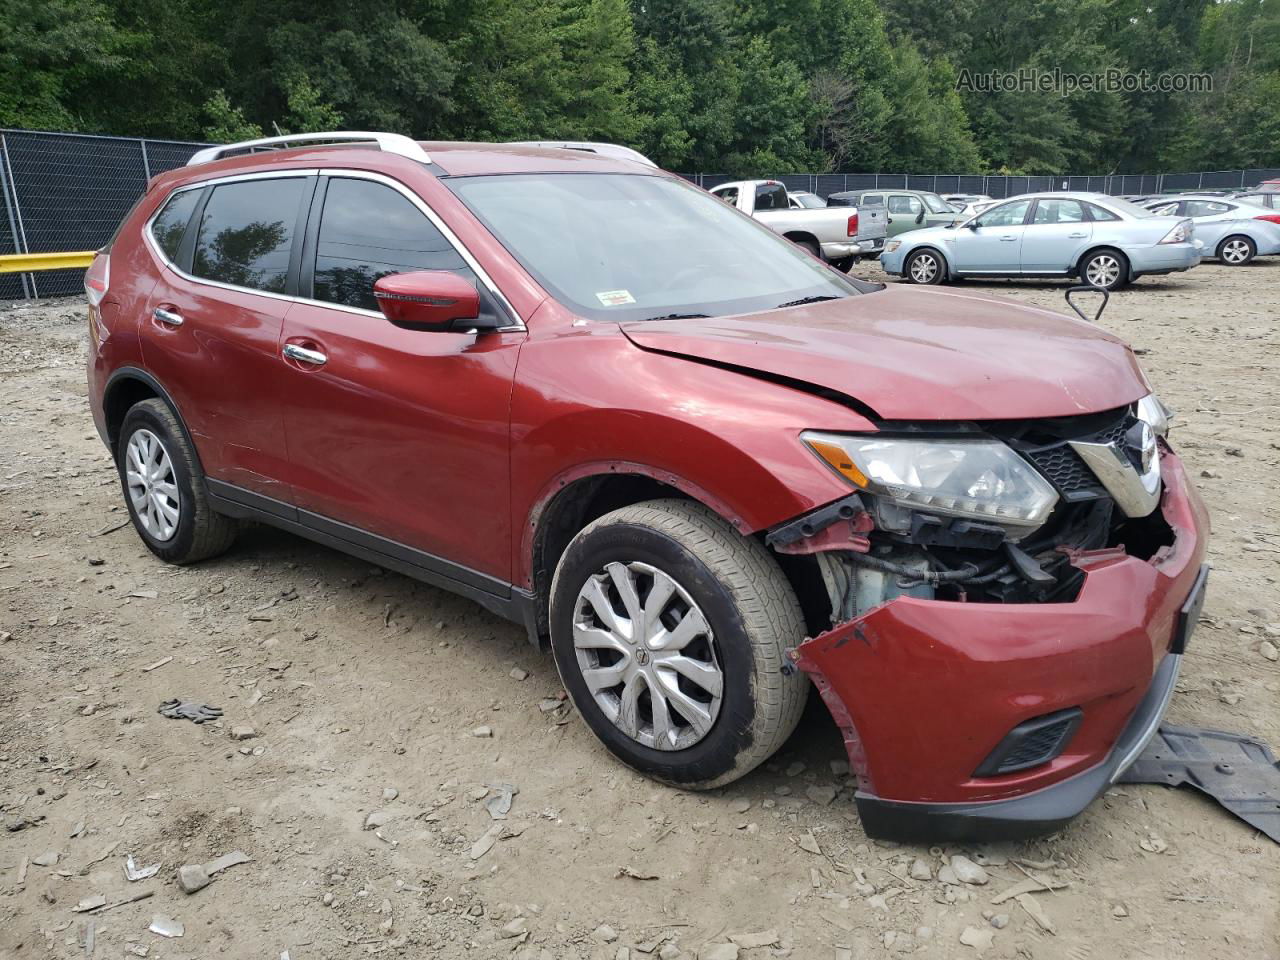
(709, 180, 888, 269)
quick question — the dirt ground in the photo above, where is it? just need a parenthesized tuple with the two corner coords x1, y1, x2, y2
(1, 259, 1278, 960)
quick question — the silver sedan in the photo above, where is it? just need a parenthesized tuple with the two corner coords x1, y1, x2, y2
(1144, 195, 1280, 265)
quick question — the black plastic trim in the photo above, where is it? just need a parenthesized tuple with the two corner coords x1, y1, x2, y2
(855, 652, 1182, 841)
(102, 367, 198, 459)
(205, 479, 532, 629)
(972, 706, 1083, 777)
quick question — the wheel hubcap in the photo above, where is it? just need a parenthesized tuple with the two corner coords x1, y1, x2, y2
(1086, 255, 1120, 287)
(125, 428, 179, 541)
(572, 561, 724, 751)
(910, 255, 938, 283)
(1223, 240, 1249, 263)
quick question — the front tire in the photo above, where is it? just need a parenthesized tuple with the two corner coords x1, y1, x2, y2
(1217, 235, 1256, 266)
(904, 249, 946, 284)
(1079, 249, 1130, 290)
(117, 399, 237, 565)
(549, 499, 808, 789)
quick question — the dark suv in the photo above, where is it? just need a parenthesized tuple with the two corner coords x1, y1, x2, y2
(86, 132, 1209, 839)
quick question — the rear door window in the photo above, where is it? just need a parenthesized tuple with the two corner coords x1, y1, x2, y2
(1185, 200, 1231, 218)
(753, 183, 789, 210)
(191, 178, 306, 293)
(149, 188, 201, 262)
(311, 177, 477, 312)
(1031, 199, 1086, 224)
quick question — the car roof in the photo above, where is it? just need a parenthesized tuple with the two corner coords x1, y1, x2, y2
(152, 139, 661, 194)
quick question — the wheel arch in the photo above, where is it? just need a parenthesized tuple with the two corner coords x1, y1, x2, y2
(905, 244, 952, 279)
(1075, 245, 1131, 280)
(782, 230, 821, 250)
(103, 367, 204, 470)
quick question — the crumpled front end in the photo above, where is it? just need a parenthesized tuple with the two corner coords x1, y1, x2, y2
(789, 448, 1209, 839)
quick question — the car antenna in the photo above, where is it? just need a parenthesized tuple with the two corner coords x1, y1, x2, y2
(1065, 284, 1109, 324)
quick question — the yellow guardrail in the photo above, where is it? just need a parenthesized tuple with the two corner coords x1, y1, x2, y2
(0, 250, 96, 273)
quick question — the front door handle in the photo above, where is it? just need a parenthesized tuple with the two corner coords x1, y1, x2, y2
(283, 343, 327, 366)
(999, 235, 1018, 241)
(1068, 232, 1088, 238)
(154, 307, 184, 326)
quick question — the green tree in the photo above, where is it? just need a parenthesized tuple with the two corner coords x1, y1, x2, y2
(200, 90, 262, 142)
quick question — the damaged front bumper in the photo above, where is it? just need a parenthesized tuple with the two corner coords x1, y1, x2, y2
(792, 451, 1210, 840)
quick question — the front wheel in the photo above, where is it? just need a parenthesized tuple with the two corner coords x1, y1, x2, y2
(1079, 249, 1129, 290)
(1217, 235, 1256, 266)
(549, 499, 808, 789)
(904, 249, 946, 284)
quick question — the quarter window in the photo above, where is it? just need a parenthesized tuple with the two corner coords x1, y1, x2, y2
(191, 178, 305, 293)
(150, 189, 201, 262)
(1084, 202, 1120, 221)
(312, 177, 476, 312)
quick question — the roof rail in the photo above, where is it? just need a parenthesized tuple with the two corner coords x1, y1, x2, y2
(508, 141, 657, 168)
(187, 131, 430, 166)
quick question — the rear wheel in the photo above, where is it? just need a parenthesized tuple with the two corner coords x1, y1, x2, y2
(905, 249, 945, 284)
(1217, 235, 1255, 265)
(117, 399, 237, 565)
(829, 255, 856, 273)
(794, 238, 821, 260)
(549, 499, 808, 789)
(1079, 249, 1129, 290)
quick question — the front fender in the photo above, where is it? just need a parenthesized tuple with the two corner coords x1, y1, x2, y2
(508, 319, 874, 587)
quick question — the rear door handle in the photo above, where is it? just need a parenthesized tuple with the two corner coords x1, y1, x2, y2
(283, 343, 327, 366)
(153, 307, 183, 326)
(1068, 232, 1088, 238)
(999, 235, 1018, 241)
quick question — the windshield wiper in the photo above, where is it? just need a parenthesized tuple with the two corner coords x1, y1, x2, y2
(777, 295, 840, 308)
(639, 312, 711, 322)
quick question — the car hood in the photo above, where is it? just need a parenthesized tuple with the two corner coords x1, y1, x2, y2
(620, 286, 1150, 421)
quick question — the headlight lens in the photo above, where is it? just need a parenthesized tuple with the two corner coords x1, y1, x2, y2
(802, 432, 1059, 530)
(884, 239, 901, 253)
(1136, 392, 1172, 437)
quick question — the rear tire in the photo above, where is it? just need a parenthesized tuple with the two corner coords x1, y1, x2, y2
(795, 238, 821, 260)
(117, 399, 237, 565)
(1217, 235, 1255, 265)
(829, 255, 856, 273)
(1079, 249, 1130, 290)
(904, 249, 946, 284)
(549, 499, 808, 789)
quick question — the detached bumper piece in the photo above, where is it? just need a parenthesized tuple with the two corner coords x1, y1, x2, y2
(1117, 724, 1280, 844)
(855, 653, 1182, 841)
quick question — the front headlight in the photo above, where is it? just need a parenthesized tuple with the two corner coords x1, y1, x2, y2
(802, 432, 1059, 532)
(884, 239, 901, 253)
(1136, 393, 1172, 437)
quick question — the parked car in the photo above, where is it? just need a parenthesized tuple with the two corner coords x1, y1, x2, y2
(86, 132, 1208, 840)
(949, 198, 999, 219)
(788, 190, 825, 209)
(942, 193, 992, 210)
(1228, 191, 1278, 210)
(879, 192, 1200, 290)
(709, 179, 887, 268)
(1257, 178, 1280, 193)
(1143, 195, 1280, 265)
(826, 188, 963, 238)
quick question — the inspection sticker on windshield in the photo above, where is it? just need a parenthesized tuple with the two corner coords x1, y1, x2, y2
(596, 289, 637, 307)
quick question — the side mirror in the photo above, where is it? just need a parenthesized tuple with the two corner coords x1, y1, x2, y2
(966, 221, 981, 230)
(373, 271, 481, 332)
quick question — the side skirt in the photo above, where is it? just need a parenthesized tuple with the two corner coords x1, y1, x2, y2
(206, 479, 538, 634)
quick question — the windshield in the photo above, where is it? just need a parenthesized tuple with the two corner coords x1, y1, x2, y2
(921, 193, 953, 214)
(449, 173, 868, 321)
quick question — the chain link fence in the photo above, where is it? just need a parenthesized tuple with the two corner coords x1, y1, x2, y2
(0, 129, 212, 299)
(2, 127, 1278, 300)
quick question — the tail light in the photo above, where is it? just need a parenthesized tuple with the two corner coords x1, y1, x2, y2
(1255, 214, 1280, 225)
(1158, 220, 1192, 244)
(84, 251, 110, 307)
(847, 212, 859, 237)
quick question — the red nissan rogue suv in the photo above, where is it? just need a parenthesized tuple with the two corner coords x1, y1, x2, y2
(86, 132, 1209, 839)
